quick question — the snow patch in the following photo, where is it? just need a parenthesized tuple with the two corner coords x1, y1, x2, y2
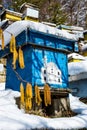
(0, 88, 87, 129)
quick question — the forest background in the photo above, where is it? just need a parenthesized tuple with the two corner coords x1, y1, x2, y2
(0, 0, 87, 29)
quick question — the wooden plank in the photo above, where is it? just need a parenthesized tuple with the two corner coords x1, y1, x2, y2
(40, 88, 71, 96)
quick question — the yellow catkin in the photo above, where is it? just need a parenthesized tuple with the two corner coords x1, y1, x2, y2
(35, 85, 42, 106)
(44, 85, 47, 106)
(10, 34, 16, 53)
(1, 32, 4, 50)
(25, 83, 33, 111)
(10, 34, 18, 69)
(20, 83, 25, 109)
(12, 48, 18, 69)
(0, 28, 2, 39)
(44, 84, 51, 106)
(19, 47, 25, 69)
(0, 28, 4, 50)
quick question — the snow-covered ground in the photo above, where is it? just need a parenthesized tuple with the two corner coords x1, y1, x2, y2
(0, 85, 87, 130)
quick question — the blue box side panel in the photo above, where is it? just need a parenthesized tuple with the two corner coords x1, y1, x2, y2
(6, 55, 20, 91)
(6, 46, 68, 91)
(6, 46, 33, 91)
(32, 48, 68, 88)
(29, 31, 74, 51)
(16, 31, 26, 46)
(5, 30, 69, 91)
(0, 30, 75, 59)
(32, 49, 43, 87)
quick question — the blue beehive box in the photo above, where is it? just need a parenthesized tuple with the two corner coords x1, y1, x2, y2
(0, 21, 77, 91)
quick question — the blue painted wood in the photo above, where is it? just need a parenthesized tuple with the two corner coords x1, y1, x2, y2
(6, 44, 68, 91)
(32, 48, 68, 88)
(6, 46, 33, 91)
(3, 29, 75, 91)
(0, 30, 75, 58)
(29, 31, 74, 52)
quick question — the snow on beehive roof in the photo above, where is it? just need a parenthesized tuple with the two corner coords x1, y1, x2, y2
(0, 19, 8, 27)
(68, 57, 87, 76)
(68, 53, 85, 60)
(0, 20, 78, 46)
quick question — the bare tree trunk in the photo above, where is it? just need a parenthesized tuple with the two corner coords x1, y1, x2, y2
(76, 2, 80, 26)
(70, 10, 73, 25)
(85, 1, 87, 29)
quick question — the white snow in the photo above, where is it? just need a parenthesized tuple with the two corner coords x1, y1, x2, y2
(0, 64, 4, 72)
(0, 83, 5, 90)
(0, 20, 77, 47)
(68, 61, 87, 75)
(0, 84, 87, 129)
(68, 52, 87, 75)
(68, 52, 85, 60)
(0, 20, 8, 27)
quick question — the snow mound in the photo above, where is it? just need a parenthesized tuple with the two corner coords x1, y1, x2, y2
(0, 88, 87, 129)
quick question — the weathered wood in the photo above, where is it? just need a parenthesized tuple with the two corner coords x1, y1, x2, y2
(40, 88, 71, 96)
(0, 58, 6, 83)
(15, 88, 72, 117)
(15, 93, 76, 117)
(43, 96, 70, 117)
(39, 88, 71, 117)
